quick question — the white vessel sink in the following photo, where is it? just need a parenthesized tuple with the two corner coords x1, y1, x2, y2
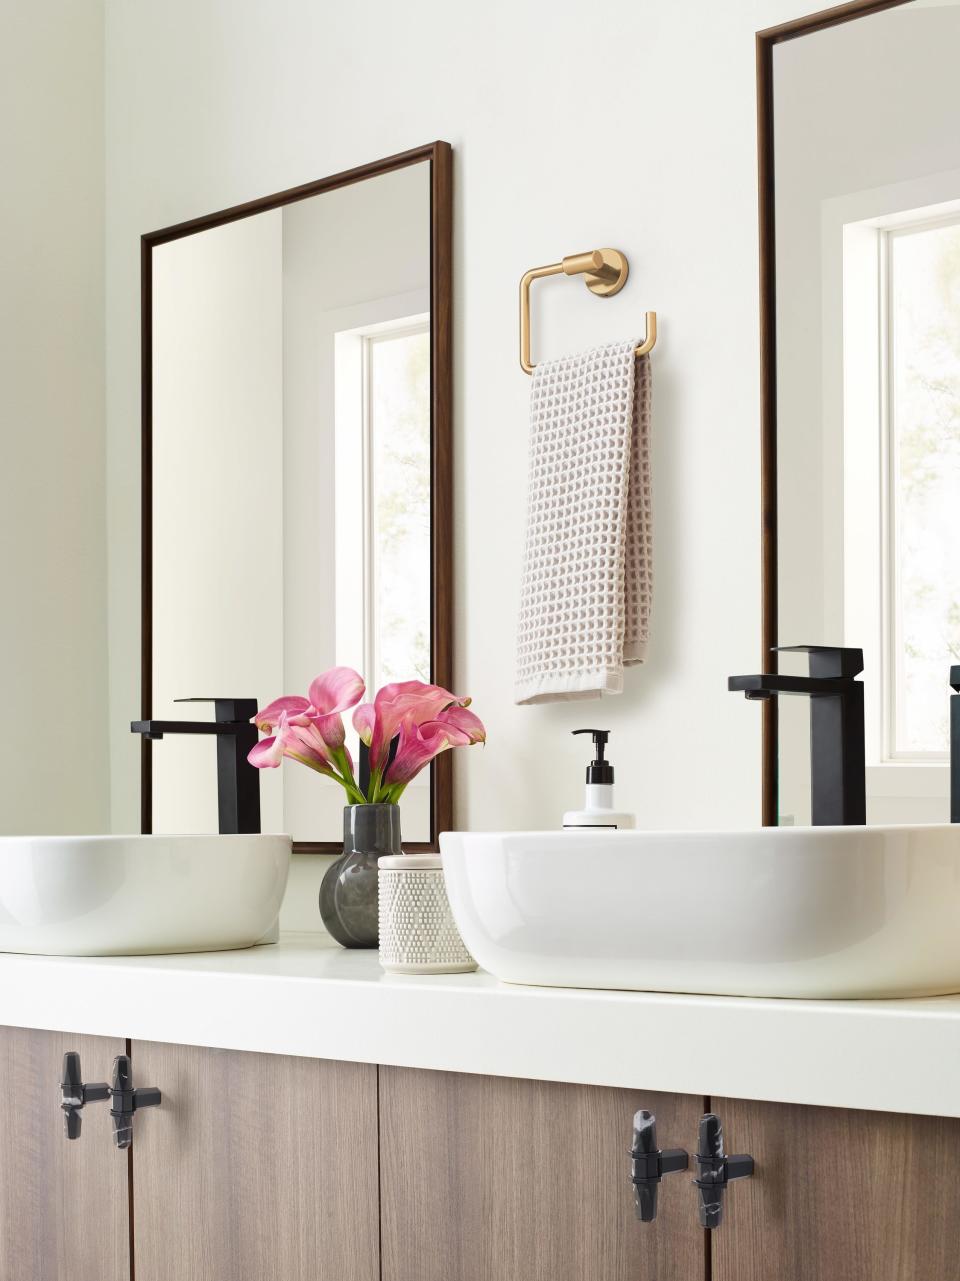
(0, 835, 291, 956)
(441, 825, 960, 999)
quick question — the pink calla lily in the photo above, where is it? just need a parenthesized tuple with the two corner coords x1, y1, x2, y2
(299, 660, 364, 748)
(289, 717, 353, 774)
(383, 715, 473, 791)
(383, 706, 486, 795)
(252, 695, 310, 734)
(353, 702, 376, 747)
(308, 711, 347, 750)
(248, 732, 286, 769)
(352, 680, 472, 772)
(433, 705, 486, 745)
(308, 667, 366, 715)
(252, 667, 364, 754)
(247, 711, 339, 778)
(253, 667, 363, 730)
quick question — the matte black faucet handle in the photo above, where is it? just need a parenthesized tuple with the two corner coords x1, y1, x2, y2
(173, 696, 259, 722)
(629, 1109, 689, 1222)
(694, 1113, 754, 1229)
(109, 1055, 162, 1150)
(60, 1052, 110, 1140)
(773, 646, 864, 678)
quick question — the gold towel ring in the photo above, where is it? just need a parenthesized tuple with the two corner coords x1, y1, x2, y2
(519, 248, 657, 374)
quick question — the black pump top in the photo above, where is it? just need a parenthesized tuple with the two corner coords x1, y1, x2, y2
(572, 729, 614, 785)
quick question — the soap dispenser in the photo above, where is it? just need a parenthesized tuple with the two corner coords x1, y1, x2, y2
(563, 729, 635, 829)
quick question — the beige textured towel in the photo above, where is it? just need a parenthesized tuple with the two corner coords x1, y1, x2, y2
(515, 339, 652, 705)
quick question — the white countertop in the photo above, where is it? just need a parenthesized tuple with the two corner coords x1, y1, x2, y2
(2, 932, 958, 1118)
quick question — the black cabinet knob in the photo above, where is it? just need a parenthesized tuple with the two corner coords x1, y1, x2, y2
(694, 1113, 754, 1229)
(109, 1054, 162, 1150)
(60, 1052, 110, 1140)
(629, 1110, 689, 1222)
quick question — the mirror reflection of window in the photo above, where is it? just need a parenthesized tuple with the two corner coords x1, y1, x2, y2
(841, 208, 960, 773)
(887, 218, 960, 758)
(370, 326, 431, 686)
(335, 319, 430, 693)
(334, 315, 432, 837)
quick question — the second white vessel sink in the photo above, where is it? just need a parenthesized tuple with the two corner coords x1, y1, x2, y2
(0, 834, 291, 956)
(441, 825, 960, 999)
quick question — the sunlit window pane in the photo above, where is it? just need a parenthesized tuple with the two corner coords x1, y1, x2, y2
(369, 327, 431, 690)
(889, 220, 960, 755)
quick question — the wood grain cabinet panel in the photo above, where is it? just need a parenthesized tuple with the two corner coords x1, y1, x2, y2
(712, 1097, 960, 1281)
(131, 1043, 379, 1281)
(380, 1066, 705, 1281)
(0, 1026, 128, 1281)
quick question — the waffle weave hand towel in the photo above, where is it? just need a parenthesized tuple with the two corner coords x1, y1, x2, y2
(514, 338, 652, 705)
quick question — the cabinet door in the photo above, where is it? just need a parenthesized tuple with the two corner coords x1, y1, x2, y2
(712, 1097, 960, 1281)
(0, 1026, 129, 1281)
(131, 1043, 379, 1281)
(380, 1067, 705, 1281)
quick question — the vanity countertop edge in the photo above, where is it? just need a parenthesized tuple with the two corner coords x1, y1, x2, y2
(3, 931, 957, 1119)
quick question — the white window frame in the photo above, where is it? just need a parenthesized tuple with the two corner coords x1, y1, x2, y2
(329, 291, 429, 691)
(346, 315, 430, 691)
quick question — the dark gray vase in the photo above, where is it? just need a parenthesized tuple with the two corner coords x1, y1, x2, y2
(318, 804, 401, 948)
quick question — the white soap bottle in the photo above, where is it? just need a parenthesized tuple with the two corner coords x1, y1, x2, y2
(562, 729, 636, 829)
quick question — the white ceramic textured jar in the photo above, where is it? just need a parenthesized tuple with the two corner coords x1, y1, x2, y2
(378, 854, 477, 975)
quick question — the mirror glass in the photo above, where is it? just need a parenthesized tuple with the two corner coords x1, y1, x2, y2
(148, 159, 436, 845)
(773, 1, 960, 824)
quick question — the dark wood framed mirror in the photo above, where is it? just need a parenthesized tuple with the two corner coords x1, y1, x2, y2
(140, 141, 453, 852)
(758, 1, 960, 826)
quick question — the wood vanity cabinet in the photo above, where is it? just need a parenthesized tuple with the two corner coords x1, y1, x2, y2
(3, 1027, 960, 1281)
(0, 1027, 128, 1281)
(712, 1097, 960, 1281)
(129, 1042, 379, 1281)
(380, 1071, 960, 1281)
(379, 1067, 706, 1281)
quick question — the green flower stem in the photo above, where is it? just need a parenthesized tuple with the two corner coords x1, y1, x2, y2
(366, 764, 384, 804)
(331, 746, 364, 802)
(286, 751, 337, 780)
(288, 751, 366, 805)
(339, 777, 367, 805)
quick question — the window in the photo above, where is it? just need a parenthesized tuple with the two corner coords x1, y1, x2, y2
(883, 216, 960, 759)
(365, 323, 431, 691)
(334, 311, 431, 698)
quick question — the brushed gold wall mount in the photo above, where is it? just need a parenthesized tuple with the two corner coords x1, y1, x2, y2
(519, 247, 657, 373)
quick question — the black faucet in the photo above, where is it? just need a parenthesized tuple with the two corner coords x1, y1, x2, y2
(728, 646, 866, 826)
(131, 697, 261, 834)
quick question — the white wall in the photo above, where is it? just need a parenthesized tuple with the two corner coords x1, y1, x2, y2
(0, 0, 108, 833)
(103, 0, 826, 852)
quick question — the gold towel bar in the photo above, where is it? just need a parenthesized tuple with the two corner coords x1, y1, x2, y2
(519, 248, 656, 374)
